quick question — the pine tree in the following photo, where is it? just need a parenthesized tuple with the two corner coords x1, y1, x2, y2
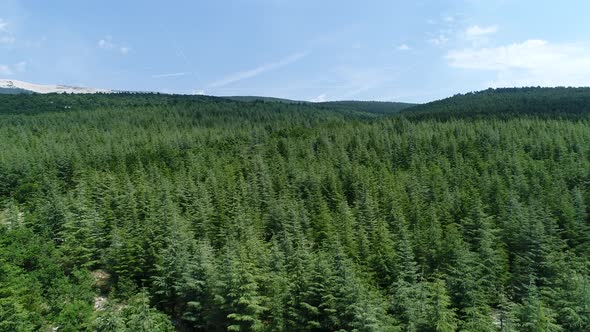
(427, 278, 458, 332)
(332, 250, 398, 331)
(215, 244, 268, 331)
(59, 186, 104, 271)
(442, 224, 494, 331)
(178, 241, 216, 330)
(260, 238, 290, 331)
(151, 212, 196, 320)
(390, 214, 426, 331)
(552, 270, 590, 331)
(461, 199, 508, 304)
(335, 201, 359, 261)
(367, 218, 397, 289)
(513, 282, 562, 332)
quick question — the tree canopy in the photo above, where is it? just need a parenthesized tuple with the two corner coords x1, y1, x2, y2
(1, 88, 589, 331)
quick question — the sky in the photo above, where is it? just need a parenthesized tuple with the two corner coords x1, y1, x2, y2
(2, 0, 590, 103)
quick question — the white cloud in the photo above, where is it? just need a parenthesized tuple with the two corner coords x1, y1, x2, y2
(0, 18, 14, 45)
(208, 51, 309, 88)
(98, 37, 130, 55)
(463, 25, 498, 46)
(152, 72, 187, 78)
(0, 65, 12, 75)
(98, 37, 114, 49)
(310, 94, 327, 102)
(446, 39, 590, 87)
(426, 14, 457, 47)
(465, 25, 498, 38)
(0, 19, 8, 32)
(195, 90, 205, 95)
(14, 61, 26, 72)
(448, 40, 557, 70)
(0, 36, 15, 44)
(397, 44, 411, 51)
(0, 61, 26, 76)
(429, 34, 449, 46)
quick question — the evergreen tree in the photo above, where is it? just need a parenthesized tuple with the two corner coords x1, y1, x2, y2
(427, 278, 458, 332)
(513, 282, 563, 332)
(216, 244, 268, 331)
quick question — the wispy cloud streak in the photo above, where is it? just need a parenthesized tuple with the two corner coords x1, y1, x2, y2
(152, 72, 188, 78)
(208, 51, 309, 88)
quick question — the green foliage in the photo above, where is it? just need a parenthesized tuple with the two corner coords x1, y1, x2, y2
(94, 291, 175, 331)
(513, 283, 563, 332)
(0, 89, 589, 330)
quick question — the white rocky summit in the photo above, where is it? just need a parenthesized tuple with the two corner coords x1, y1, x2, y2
(0, 79, 111, 94)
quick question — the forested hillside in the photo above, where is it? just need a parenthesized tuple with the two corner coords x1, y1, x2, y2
(403, 87, 590, 120)
(315, 101, 416, 115)
(1, 89, 589, 331)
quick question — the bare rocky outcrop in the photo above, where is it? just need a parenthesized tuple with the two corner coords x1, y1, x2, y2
(91, 269, 112, 311)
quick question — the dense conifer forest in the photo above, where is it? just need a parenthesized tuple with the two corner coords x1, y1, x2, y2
(1, 88, 589, 331)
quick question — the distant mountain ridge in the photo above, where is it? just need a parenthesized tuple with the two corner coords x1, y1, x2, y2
(10, 80, 588, 120)
(0, 82, 416, 115)
(3, 85, 590, 122)
(225, 96, 417, 114)
(224, 96, 305, 103)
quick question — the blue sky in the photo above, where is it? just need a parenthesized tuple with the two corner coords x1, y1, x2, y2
(2, 0, 590, 102)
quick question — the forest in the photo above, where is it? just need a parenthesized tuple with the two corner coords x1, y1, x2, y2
(0, 88, 589, 331)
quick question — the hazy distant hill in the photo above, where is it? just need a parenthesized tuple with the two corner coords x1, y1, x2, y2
(225, 96, 416, 114)
(317, 100, 416, 114)
(224, 96, 305, 103)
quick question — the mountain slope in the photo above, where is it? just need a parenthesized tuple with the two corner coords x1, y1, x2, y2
(401, 87, 590, 119)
